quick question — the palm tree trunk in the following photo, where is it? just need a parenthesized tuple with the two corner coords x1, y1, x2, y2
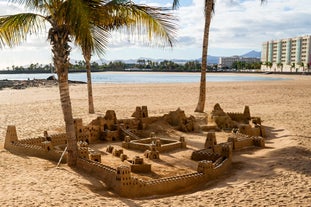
(84, 52, 95, 114)
(58, 73, 77, 166)
(195, 0, 213, 112)
(49, 25, 77, 166)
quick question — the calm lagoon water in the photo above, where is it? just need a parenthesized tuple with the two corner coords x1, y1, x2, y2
(0, 72, 287, 84)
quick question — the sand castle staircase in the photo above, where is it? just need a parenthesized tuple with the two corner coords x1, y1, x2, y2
(192, 112, 218, 132)
(119, 126, 140, 140)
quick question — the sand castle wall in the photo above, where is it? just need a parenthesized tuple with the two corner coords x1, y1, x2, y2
(4, 126, 66, 162)
(5, 142, 65, 163)
(76, 156, 232, 197)
(119, 157, 232, 197)
(191, 149, 221, 161)
(228, 135, 265, 150)
(18, 137, 43, 145)
(227, 113, 249, 123)
(125, 172, 205, 197)
(49, 133, 68, 146)
(76, 158, 117, 187)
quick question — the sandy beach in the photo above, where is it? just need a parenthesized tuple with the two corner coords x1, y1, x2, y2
(1, 73, 310, 206)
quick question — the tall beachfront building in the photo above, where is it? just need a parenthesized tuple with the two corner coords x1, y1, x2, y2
(261, 35, 311, 72)
(219, 56, 260, 68)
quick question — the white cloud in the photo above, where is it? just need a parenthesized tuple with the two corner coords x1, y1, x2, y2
(207, 0, 311, 52)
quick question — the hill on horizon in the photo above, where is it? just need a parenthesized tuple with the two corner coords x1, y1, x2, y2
(90, 50, 262, 65)
(240, 50, 261, 58)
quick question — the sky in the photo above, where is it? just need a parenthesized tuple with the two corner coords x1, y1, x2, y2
(0, 0, 310, 69)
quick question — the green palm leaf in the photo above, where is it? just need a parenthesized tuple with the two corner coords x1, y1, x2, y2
(0, 13, 46, 48)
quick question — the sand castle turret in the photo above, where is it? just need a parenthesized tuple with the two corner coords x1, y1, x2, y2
(77, 141, 89, 159)
(144, 143, 160, 159)
(116, 165, 131, 183)
(243, 106, 250, 120)
(180, 136, 187, 148)
(132, 106, 149, 119)
(204, 132, 217, 151)
(4, 125, 18, 149)
(197, 160, 213, 174)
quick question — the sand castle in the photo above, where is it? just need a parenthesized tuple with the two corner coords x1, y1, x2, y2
(4, 104, 266, 197)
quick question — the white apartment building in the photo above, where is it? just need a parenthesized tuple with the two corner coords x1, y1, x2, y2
(261, 35, 311, 72)
(218, 56, 260, 68)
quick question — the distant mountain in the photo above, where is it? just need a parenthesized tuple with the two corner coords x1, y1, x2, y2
(241, 50, 261, 58)
(197, 55, 220, 64)
(90, 50, 260, 65)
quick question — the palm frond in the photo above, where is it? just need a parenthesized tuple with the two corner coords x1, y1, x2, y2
(126, 4, 177, 47)
(100, 1, 177, 47)
(62, 0, 93, 44)
(0, 13, 47, 48)
(91, 25, 110, 56)
(9, 0, 49, 12)
(63, 0, 108, 57)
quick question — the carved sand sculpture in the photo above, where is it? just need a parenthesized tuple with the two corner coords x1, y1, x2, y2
(4, 104, 266, 197)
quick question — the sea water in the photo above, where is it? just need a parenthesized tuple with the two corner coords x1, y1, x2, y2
(0, 72, 287, 83)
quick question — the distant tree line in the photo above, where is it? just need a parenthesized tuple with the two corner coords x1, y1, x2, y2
(0, 59, 263, 74)
(1, 63, 54, 73)
(0, 59, 206, 73)
(230, 61, 262, 70)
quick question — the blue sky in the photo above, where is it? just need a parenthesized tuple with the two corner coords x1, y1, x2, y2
(0, 0, 310, 68)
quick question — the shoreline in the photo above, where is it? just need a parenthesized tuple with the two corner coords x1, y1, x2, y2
(0, 72, 298, 87)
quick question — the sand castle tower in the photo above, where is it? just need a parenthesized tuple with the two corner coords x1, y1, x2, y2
(204, 132, 217, 151)
(4, 125, 18, 149)
(144, 143, 160, 159)
(122, 136, 131, 148)
(74, 118, 83, 135)
(105, 110, 117, 121)
(197, 160, 214, 174)
(116, 165, 131, 184)
(132, 106, 142, 119)
(132, 106, 149, 119)
(243, 105, 251, 120)
(180, 136, 187, 148)
(141, 106, 148, 118)
(221, 143, 233, 160)
(155, 138, 161, 148)
(78, 141, 89, 159)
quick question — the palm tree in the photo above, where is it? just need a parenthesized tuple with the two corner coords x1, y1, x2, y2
(301, 62, 305, 72)
(0, 0, 106, 166)
(280, 62, 283, 72)
(291, 62, 295, 72)
(80, 1, 176, 114)
(0, 0, 176, 166)
(194, 0, 214, 112)
(268, 61, 273, 71)
(173, 0, 266, 112)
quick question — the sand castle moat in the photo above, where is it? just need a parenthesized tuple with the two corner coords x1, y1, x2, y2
(4, 104, 266, 197)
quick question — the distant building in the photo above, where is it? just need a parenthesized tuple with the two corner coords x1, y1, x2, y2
(218, 56, 260, 68)
(261, 35, 311, 72)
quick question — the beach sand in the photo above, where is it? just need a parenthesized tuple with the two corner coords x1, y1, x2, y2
(1, 73, 310, 206)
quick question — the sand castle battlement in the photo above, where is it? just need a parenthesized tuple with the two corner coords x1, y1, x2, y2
(4, 104, 266, 197)
(4, 126, 67, 162)
(76, 152, 232, 197)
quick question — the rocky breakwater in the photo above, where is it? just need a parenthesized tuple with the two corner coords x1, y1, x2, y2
(0, 76, 86, 90)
